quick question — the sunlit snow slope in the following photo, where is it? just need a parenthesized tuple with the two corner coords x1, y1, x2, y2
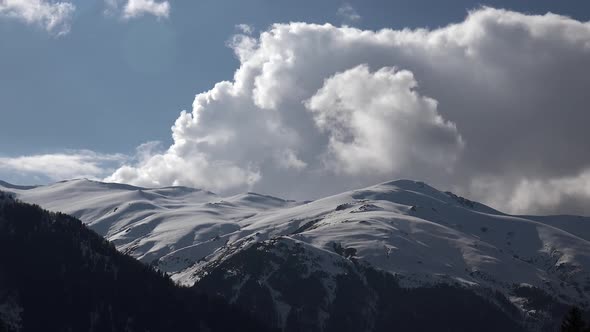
(3, 179, 589, 313)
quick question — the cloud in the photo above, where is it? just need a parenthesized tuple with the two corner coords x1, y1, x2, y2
(0, 151, 125, 181)
(105, 0, 169, 19)
(274, 149, 307, 171)
(106, 58, 462, 194)
(336, 3, 361, 22)
(123, 0, 168, 18)
(306, 65, 463, 175)
(106, 7, 590, 214)
(0, 0, 75, 35)
(236, 23, 253, 35)
(467, 170, 590, 216)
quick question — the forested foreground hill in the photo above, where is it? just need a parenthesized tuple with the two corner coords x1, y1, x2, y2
(0, 192, 273, 332)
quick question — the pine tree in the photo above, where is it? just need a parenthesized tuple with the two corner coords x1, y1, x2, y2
(561, 307, 586, 332)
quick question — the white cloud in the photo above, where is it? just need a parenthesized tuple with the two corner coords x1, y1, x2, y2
(275, 149, 307, 171)
(0, 0, 75, 35)
(106, 8, 590, 214)
(105, 0, 169, 19)
(123, 0, 169, 18)
(236, 23, 253, 35)
(467, 171, 590, 216)
(337, 3, 360, 22)
(227, 31, 257, 63)
(0, 151, 125, 181)
(306, 65, 463, 175)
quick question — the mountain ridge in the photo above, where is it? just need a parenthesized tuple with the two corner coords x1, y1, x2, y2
(2, 178, 589, 331)
(0, 190, 272, 332)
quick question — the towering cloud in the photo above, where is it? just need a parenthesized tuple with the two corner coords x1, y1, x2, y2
(106, 8, 590, 214)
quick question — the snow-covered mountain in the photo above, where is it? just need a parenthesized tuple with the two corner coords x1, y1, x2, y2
(0, 189, 270, 332)
(2, 178, 589, 331)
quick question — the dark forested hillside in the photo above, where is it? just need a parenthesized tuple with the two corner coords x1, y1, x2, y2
(0, 192, 271, 332)
(193, 238, 530, 332)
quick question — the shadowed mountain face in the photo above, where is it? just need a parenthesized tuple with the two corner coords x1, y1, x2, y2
(2, 179, 590, 331)
(0, 192, 272, 332)
(193, 238, 528, 332)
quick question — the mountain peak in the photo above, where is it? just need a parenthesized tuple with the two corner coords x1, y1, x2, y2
(377, 179, 442, 196)
(380, 179, 428, 188)
(357, 179, 500, 214)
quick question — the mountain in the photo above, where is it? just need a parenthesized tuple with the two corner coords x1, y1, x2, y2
(0, 191, 272, 332)
(2, 178, 590, 331)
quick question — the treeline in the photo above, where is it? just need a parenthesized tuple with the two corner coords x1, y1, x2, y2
(561, 307, 590, 332)
(0, 193, 274, 332)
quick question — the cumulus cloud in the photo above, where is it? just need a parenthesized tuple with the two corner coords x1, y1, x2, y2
(336, 3, 361, 22)
(0, 0, 75, 35)
(105, 0, 169, 19)
(106, 7, 590, 215)
(306, 65, 463, 175)
(0, 151, 125, 181)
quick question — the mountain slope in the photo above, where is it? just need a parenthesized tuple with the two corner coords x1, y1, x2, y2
(193, 237, 527, 332)
(0, 191, 271, 332)
(2, 179, 589, 331)
(2, 179, 296, 269)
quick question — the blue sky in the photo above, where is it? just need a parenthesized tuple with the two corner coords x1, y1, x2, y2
(2, 0, 590, 214)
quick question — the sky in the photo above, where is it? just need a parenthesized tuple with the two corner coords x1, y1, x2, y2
(1, 0, 590, 215)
